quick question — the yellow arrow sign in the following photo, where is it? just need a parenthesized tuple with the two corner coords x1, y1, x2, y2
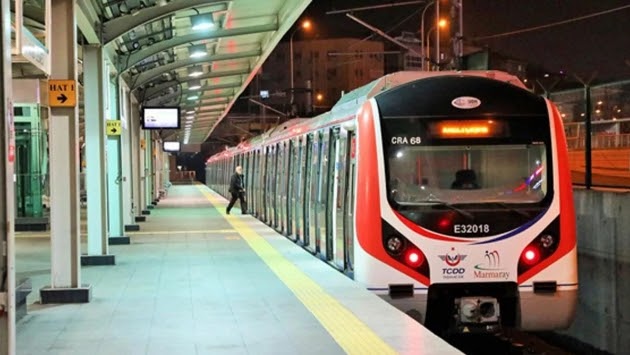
(106, 120, 122, 136)
(48, 79, 77, 107)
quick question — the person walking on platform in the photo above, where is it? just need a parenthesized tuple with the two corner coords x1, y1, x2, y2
(226, 166, 247, 215)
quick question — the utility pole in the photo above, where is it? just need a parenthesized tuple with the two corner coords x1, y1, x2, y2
(451, 0, 464, 70)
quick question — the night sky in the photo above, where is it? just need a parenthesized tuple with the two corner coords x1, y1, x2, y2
(298, 0, 630, 81)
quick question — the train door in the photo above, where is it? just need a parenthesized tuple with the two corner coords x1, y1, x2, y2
(246, 152, 253, 214)
(330, 128, 347, 269)
(344, 133, 357, 271)
(256, 149, 264, 219)
(280, 142, 291, 235)
(250, 152, 256, 216)
(262, 146, 269, 222)
(303, 134, 314, 250)
(317, 129, 331, 259)
(286, 140, 295, 237)
(294, 137, 305, 242)
(272, 143, 280, 228)
(275, 142, 284, 232)
(266, 145, 274, 226)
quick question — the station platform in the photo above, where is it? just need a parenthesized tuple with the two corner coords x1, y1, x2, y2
(15, 183, 461, 355)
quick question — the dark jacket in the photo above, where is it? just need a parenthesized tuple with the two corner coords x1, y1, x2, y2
(229, 173, 244, 193)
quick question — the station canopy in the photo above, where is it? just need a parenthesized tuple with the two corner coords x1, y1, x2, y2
(74, 0, 311, 144)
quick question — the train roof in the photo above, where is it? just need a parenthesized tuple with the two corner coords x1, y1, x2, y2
(207, 70, 526, 163)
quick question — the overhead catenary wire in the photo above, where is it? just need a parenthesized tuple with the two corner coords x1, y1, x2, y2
(473, 3, 630, 41)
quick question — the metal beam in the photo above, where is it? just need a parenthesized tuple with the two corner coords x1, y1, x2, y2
(76, 0, 100, 44)
(146, 81, 242, 101)
(141, 68, 249, 99)
(145, 90, 181, 106)
(346, 13, 422, 58)
(158, 90, 234, 106)
(180, 98, 229, 109)
(119, 23, 277, 72)
(102, 0, 229, 44)
(129, 50, 260, 90)
(326, 1, 425, 15)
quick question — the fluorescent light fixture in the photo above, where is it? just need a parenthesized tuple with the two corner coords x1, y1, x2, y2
(187, 95, 199, 101)
(188, 79, 202, 90)
(186, 109, 195, 114)
(191, 13, 215, 31)
(188, 65, 204, 77)
(188, 44, 207, 58)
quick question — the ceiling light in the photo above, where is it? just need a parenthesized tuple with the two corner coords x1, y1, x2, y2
(187, 95, 199, 101)
(188, 79, 202, 90)
(188, 65, 204, 77)
(188, 44, 207, 58)
(191, 13, 215, 31)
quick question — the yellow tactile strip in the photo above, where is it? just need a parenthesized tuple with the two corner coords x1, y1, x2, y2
(198, 186, 397, 355)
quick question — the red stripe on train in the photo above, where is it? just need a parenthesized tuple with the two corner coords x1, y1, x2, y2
(355, 102, 430, 286)
(517, 102, 577, 284)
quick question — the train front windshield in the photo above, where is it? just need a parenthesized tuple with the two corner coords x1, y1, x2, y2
(389, 144, 547, 205)
(381, 116, 553, 237)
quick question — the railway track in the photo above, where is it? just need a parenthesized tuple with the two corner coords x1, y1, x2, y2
(443, 329, 611, 355)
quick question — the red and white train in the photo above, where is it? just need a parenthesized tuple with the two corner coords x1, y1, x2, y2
(205, 71, 577, 335)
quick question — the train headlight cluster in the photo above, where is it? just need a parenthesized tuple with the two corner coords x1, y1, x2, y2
(518, 224, 560, 276)
(382, 222, 431, 279)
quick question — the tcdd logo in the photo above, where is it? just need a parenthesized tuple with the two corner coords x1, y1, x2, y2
(442, 268, 465, 275)
(438, 247, 467, 266)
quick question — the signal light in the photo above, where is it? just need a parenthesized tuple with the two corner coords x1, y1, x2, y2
(438, 218, 451, 229)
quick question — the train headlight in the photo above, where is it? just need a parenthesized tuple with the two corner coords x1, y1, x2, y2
(386, 236, 405, 255)
(539, 234, 555, 249)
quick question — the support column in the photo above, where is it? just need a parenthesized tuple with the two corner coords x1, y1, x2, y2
(152, 138, 161, 205)
(130, 97, 144, 223)
(81, 45, 113, 266)
(106, 79, 130, 244)
(0, 0, 17, 350)
(40, 0, 91, 303)
(119, 82, 137, 232)
(144, 131, 154, 212)
(139, 132, 148, 215)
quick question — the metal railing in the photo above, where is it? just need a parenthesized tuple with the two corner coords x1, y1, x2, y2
(551, 79, 630, 188)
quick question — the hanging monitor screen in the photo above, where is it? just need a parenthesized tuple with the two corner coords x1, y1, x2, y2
(163, 141, 181, 152)
(141, 107, 180, 129)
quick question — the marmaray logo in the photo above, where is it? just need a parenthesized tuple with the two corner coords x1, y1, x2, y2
(474, 250, 510, 280)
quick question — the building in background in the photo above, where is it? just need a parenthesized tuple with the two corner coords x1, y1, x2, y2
(258, 38, 385, 116)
